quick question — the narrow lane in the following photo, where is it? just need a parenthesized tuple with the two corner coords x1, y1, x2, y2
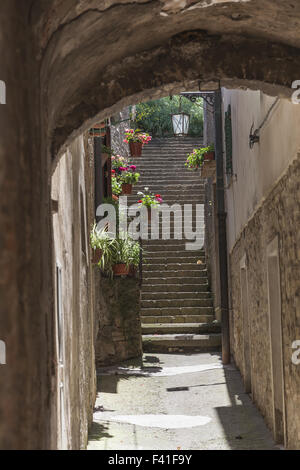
(88, 352, 276, 450)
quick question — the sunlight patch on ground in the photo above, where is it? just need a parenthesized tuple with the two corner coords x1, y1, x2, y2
(94, 414, 212, 429)
(98, 362, 223, 377)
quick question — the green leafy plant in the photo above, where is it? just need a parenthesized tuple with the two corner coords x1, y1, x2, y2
(185, 145, 214, 171)
(120, 167, 140, 185)
(137, 187, 163, 208)
(112, 176, 122, 196)
(90, 224, 114, 266)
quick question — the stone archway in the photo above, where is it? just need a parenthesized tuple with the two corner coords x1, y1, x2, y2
(1, 0, 300, 450)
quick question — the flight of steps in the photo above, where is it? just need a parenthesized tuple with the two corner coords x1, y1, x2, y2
(128, 137, 221, 353)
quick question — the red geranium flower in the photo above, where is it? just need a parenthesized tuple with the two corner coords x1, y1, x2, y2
(138, 200, 143, 203)
(155, 194, 161, 198)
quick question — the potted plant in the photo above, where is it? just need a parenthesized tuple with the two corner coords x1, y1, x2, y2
(124, 129, 152, 157)
(111, 172, 122, 200)
(111, 154, 129, 175)
(110, 236, 140, 277)
(119, 165, 140, 195)
(127, 240, 142, 277)
(137, 187, 163, 223)
(90, 224, 112, 265)
(185, 145, 215, 171)
(203, 144, 215, 161)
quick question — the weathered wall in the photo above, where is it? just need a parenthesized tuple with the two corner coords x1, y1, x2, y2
(0, 1, 54, 450)
(222, 89, 300, 251)
(229, 152, 300, 449)
(111, 107, 131, 158)
(95, 277, 142, 367)
(51, 134, 97, 449)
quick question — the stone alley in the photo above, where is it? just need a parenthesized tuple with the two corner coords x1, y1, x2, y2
(88, 353, 276, 450)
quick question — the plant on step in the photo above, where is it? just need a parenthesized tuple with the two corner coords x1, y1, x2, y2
(124, 129, 152, 146)
(111, 154, 129, 175)
(109, 234, 141, 277)
(185, 145, 214, 171)
(137, 187, 163, 208)
(90, 223, 114, 265)
(111, 174, 122, 196)
(119, 165, 140, 185)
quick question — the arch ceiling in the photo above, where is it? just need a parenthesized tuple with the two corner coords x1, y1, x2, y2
(28, 0, 300, 155)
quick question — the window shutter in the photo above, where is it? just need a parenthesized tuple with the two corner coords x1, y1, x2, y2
(225, 105, 233, 175)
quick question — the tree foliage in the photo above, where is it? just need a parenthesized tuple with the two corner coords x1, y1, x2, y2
(133, 95, 203, 137)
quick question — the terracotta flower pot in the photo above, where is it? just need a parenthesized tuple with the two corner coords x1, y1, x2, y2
(121, 183, 133, 195)
(129, 142, 143, 157)
(92, 248, 103, 264)
(112, 263, 130, 276)
(204, 151, 215, 161)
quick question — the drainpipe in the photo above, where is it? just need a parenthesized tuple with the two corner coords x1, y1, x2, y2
(214, 90, 230, 365)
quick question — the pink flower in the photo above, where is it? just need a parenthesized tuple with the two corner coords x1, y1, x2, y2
(123, 139, 128, 143)
(119, 167, 127, 171)
(130, 165, 137, 170)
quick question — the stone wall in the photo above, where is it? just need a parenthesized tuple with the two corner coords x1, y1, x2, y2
(95, 276, 142, 367)
(51, 133, 97, 449)
(110, 107, 131, 158)
(229, 153, 300, 449)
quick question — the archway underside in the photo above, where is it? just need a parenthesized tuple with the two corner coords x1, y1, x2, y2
(32, 1, 300, 161)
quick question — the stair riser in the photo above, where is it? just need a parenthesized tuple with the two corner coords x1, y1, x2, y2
(141, 292, 211, 300)
(141, 314, 213, 324)
(141, 299, 213, 308)
(142, 285, 209, 293)
(141, 307, 213, 316)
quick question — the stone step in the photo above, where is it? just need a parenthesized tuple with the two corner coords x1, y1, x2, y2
(141, 306, 213, 316)
(143, 263, 207, 272)
(144, 247, 205, 253)
(143, 273, 208, 282)
(142, 333, 222, 353)
(141, 322, 221, 334)
(141, 291, 211, 300)
(143, 269, 207, 284)
(141, 314, 213, 324)
(141, 298, 212, 308)
(142, 283, 209, 293)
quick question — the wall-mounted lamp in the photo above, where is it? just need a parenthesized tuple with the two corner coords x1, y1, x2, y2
(249, 123, 260, 149)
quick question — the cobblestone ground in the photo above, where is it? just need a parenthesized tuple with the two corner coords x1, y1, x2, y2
(88, 353, 277, 450)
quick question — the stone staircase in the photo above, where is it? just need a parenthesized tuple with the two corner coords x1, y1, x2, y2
(128, 137, 221, 353)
